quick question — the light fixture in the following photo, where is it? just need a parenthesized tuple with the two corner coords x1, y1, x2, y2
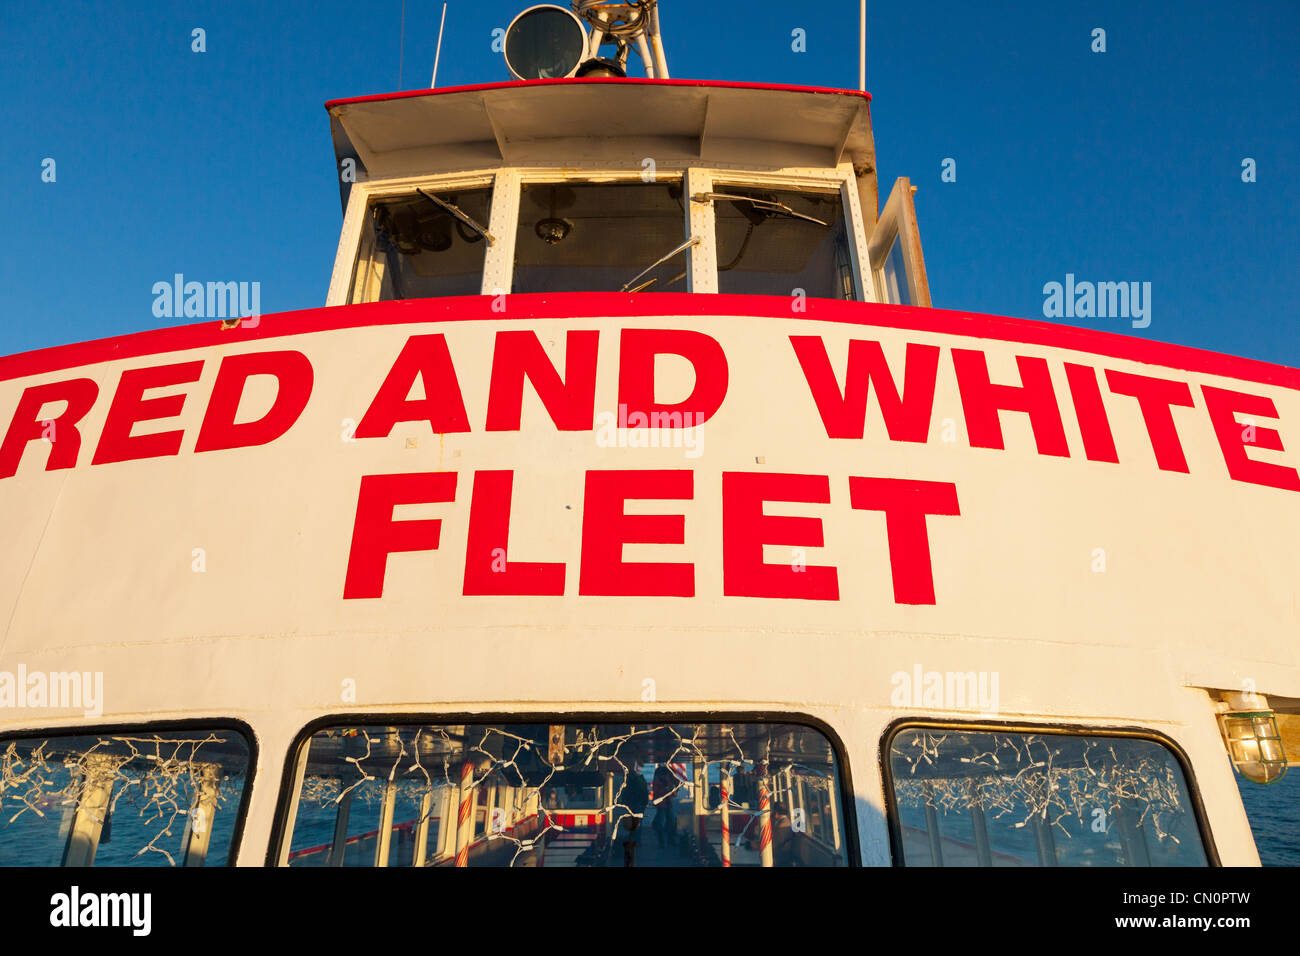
(535, 217, 572, 244)
(504, 5, 588, 80)
(1219, 707, 1288, 785)
(533, 184, 574, 244)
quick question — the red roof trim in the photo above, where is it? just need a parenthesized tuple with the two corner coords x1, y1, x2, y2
(324, 77, 871, 112)
(1, 294, 1295, 391)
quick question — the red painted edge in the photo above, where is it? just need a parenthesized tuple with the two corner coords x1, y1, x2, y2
(324, 77, 871, 112)
(0, 294, 1296, 392)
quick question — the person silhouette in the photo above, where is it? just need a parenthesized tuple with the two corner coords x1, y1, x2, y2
(616, 751, 649, 866)
(652, 764, 679, 849)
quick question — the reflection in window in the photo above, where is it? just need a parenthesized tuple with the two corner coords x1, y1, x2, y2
(513, 181, 687, 294)
(879, 232, 911, 305)
(351, 186, 494, 302)
(713, 185, 856, 300)
(282, 721, 849, 867)
(887, 728, 1208, 866)
(0, 729, 252, 866)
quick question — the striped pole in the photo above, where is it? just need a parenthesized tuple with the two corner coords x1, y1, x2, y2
(412, 790, 433, 867)
(757, 760, 773, 868)
(454, 758, 474, 867)
(719, 766, 731, 867)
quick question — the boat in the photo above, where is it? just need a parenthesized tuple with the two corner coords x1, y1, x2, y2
(0, 1, 1296, 868)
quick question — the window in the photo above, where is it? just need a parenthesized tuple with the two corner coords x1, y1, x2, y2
(868, 176, 931, 307)
(280, 720, 852, 867)
(351, 185, 494, 302)
(712, 184, 857, 300)
(513, 180, 688, 294)
(885, 726, 1210, 866)
(0, 725, 253, 867)
(879, 233, 911, 305)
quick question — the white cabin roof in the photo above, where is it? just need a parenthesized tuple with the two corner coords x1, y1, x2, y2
(326, 78, 876, 205)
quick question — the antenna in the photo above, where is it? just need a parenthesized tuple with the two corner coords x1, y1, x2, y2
(430, 2, 448, 87)
(858, 0, 866, 91)
(398, 0, 406, 88)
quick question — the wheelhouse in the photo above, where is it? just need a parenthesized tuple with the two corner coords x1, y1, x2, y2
(324, 79, 931, 308)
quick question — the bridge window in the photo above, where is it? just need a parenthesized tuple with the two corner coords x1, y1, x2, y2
(513, 180, 688, 294)
(867, 177, 930, 307)
(0, 725, 253, 866)
(350, 185, 495, 303)
(278, 719, 852, 867)
(879, 233, 911, 305)
(885, 725, 1210, 866)
(711, 184, 857, 300)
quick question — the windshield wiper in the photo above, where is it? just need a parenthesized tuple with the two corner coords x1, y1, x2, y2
(691, 192, 829, 227)
(619, 235, 701, 293)
(417, 188, 496, 245)
(626, 270, 686, 294)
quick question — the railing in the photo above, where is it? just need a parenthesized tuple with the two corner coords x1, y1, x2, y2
(288, 818, 426, 865)
(288, 809, 610, 867)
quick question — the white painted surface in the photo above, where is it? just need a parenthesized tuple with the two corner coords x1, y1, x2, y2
(0, 302, 1295, 864)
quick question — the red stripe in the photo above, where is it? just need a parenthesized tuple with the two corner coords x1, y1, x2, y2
(720, 778, 731, 868)
(455, 760, 473, 868)
(457, 764, 473, 825)
(3, 295, 1295, 391)
(757, 773, 772, 853)
(324, 77, 871, 112)
(550, 812, 606, 827)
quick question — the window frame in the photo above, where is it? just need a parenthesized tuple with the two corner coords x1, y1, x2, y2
(509, 169, 692, 297)
(0, 717, 258, 868)
(878, 717, 1220, 867)
(867, 176, 931, 307)
(267, 710, 861, 867)
(327, 165, 874, 306)
(328, 172, 500, 306)
(687, 166, 874, 303)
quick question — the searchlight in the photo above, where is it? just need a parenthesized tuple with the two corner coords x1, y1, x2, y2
(503, 2, 670, 81)
(504, 5, 589, 80)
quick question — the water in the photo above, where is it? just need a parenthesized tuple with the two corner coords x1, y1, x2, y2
(1236, 772, 1300, 865)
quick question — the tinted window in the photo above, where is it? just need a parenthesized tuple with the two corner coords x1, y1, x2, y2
(282, 720, 850, 867)
(0, 727, 252, 866)
(886, 727, 1208, 866)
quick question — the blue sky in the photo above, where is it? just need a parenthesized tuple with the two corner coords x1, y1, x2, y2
(2, 0, 1296, 364)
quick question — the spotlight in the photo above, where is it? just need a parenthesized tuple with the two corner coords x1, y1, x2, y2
(504, 5, 588, 81)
